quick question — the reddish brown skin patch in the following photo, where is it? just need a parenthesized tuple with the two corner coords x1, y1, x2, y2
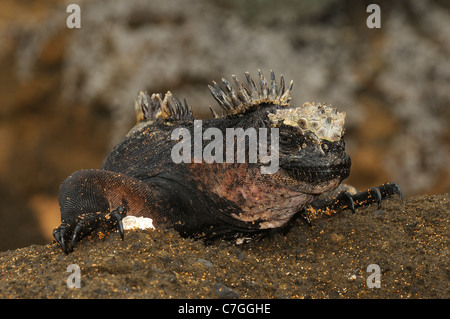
(189, 162, 320, 228)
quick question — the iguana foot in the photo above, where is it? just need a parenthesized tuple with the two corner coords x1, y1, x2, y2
(301, 182, 402, 224)
(53, 205, 127, 254)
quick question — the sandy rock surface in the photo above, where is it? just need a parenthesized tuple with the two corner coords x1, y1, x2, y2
(1, 194, 448, 299)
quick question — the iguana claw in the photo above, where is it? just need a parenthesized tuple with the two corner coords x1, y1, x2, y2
(53, 205, 127, 254)
(301, 182, 402, 223)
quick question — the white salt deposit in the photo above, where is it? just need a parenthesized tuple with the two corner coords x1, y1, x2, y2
(122, 216, 155, 230)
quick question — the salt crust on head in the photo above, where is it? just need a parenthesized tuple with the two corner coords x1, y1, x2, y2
(268, 102, 345, 142)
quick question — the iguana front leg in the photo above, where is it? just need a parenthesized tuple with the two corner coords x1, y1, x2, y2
(53, 169, 166, 254)
(301, 182, 402, 224)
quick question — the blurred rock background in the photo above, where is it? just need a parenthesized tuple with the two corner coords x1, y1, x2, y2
(0, 0, 448, 251)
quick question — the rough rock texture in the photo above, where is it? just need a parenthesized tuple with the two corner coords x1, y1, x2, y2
(1, 194, 448, 299)
(0, 1, 449, 251)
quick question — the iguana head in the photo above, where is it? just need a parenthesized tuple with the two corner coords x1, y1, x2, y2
(208, 70, 351, 195)
(267, 101, 350, 191)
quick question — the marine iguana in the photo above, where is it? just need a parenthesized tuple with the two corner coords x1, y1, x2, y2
(53, 70, 401, 253)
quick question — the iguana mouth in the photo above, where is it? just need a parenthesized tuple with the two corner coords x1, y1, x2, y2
(280, 154, 351, 183)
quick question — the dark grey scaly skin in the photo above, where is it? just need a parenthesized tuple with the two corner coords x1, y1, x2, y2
(53, 70, 401, 253)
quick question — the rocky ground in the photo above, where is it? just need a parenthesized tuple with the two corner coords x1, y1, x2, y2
(0, 193, 448, 299)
